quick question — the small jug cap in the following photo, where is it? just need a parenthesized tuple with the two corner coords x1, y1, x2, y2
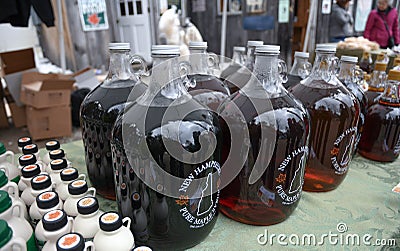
(0, 191, 11, 214)
(46, 140, 60, 151)
(19, 154, 36, 166)
(151, 45, 180, 55)
(0, 170, 7, 188)
(0, 219, 12, 248)
(340, 55, 358, 63)
(0, 143, 6, 155)
(21, 164, 41, 178)
(31, 174, 52, 191)
(233, 46, 246, 52)
(315, 44, 336, 52)
(51, 159, 68, 171)
(294, 51, 309, 58)
(362, 51, 371, 57)
(43, 209, 68, 232)
(388, 69, 400, 81)
(61, 168, 79, 182)
(22, 144, 38, 155)
(18, 137, 32, 147)
(68, 180, 88, 195)
(37, 191, 60, 210)
(255, 45, 280, 53)
(99, 211, 123, 232)
(57, 232, 85, 251)
(50, 149, 65, 160)
(188, 41, 207, 49)
(109, 43, 130, 50)
(374, 62, 387, 71)
(247, 40, 264, 47)
(77, 196, 99, 215)
(131, 192, 142, 210)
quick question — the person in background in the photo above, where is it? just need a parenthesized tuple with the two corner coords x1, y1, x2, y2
(329, 0, 354, 42)
(364, 0, 400, 48)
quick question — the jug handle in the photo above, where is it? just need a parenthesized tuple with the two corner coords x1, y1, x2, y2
(78, 174, 86, 181)
(0, 165, 9, 177)
(36, 160, 46, 172)
(12, 200, 25, 219)
(130, 54, 148, 77)
(5, 182, 19, 199)
(10, 237, 27, 251)
(87, 187, 96, 197)
(5, 151, 15, 166)
(68, 216, 75, 232)
(122, 217, 131, 229)
(84, 241, 95, 251)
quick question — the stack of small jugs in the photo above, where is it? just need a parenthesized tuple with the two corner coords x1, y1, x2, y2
(0, 137, 144, 251)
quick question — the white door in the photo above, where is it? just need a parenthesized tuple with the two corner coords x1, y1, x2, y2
(117, 0, 152, 63)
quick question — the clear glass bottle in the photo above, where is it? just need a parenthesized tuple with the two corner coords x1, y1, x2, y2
(80, 43, 147, 200)
(187, 41, 230, 111)
(290, 44, 360, 192)
(111, 45, 221, 250)
(223, 41, 264, 94)
(337, 56, 367, 155)
(375, 52, 389, 64)
(366, 62, 387, 107)
(392, 58, 400, 70)
(359, 51, 373, 74)
(219, 45, 310, 225)
(286, 51, 312, 89)
(220, 46, 246, 93)
(358, 70, 400, 162)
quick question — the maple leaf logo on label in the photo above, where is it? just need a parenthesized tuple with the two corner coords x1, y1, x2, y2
(275, 173, 286, 183)
(63, 169, 74, 174)
(48, 210, 62, 220)
(175, 195, 189, 206)
(330, 147, 339, 156)
(103, 213, 118, 222)
(35, 176, 47, 182)
(62, 235, 78, 246)
(41, 193, 54, 200)
(72, 181, 85, 187)
(81, 198, 93, 206)
(25, 165, 36, 170)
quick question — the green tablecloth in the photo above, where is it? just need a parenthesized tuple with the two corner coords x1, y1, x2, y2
(60, 140, 399, 250)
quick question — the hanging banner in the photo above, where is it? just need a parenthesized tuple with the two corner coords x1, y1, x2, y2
(78, 0, 109, 31)
(278, 0, 289, 23)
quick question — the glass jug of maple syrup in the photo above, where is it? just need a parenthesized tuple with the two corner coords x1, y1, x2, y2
(289, 44, 360, 192)
(358, 70, 400, 162)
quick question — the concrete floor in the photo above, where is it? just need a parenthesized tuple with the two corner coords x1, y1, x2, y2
(0, 125, 83, 153)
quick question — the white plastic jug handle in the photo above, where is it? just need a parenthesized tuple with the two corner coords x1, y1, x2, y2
(0, 165, 9, 177)
(77, 174, 86, 180)
(122, 217, 131, 229)
(67, 216, 75, 232)
(87, 187, 96, 197)
(9, 237, 27, 251)
(84, 241, 95, 251)
(3, 182, 19, 199)
(4, 151, 15, 166)
(12, 200, 25, 219)
(36, 160, 46, 172)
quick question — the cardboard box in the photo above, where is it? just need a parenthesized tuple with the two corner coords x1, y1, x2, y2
(0, 48, 35, 75)
(8, 103, 26, 127)
(73, 67, 100, 90)
(0, 99, 8, 128)
(20, 72, 74, 109)
(26, 105, 72, 140)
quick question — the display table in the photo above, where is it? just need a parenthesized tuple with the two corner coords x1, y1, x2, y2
(61, 140, 399, 250)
